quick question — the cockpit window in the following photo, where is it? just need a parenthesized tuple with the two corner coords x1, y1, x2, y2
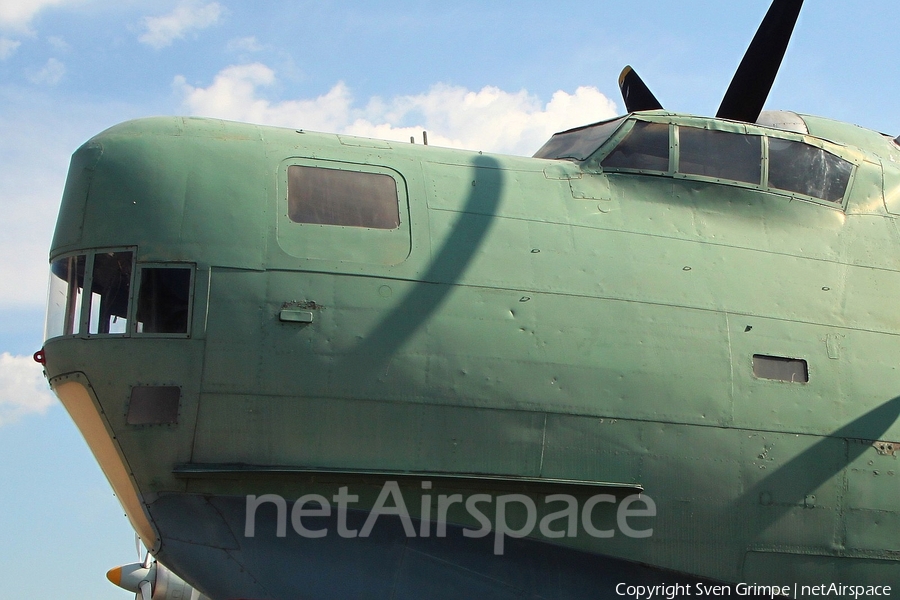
(533, 117, 627, 161)
(45, 250, 194, 340)
(678, 127, 762, 184)
(46, 255, 86, 339)
(768, 139, 853, 203)
(593, 118, 853, 204)
(600, 121, 669, 172)
(88, 251, 133, 334)
(135, 267, 192, 334)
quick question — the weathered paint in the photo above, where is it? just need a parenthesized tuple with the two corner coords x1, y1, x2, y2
(42, 112, 900, 598)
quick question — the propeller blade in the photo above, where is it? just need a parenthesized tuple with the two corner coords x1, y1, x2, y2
(618, 66, 664, 113)
(716, 0, 803, 123)
(139, 580, 152, 600)
(135, 532, 142, 562)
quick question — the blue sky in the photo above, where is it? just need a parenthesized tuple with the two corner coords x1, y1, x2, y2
(1, 1, 899, 598)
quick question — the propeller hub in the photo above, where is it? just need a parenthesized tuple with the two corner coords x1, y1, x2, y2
(106, 562, 155, 594)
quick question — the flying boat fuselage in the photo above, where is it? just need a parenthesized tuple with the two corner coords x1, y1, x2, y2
(41, 111, 900, 599)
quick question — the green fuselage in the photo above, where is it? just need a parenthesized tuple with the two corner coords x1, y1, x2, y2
(43, 113, 900, 596)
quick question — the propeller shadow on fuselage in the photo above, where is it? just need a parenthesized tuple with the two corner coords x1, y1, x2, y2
(732, 395, 900, 543)
(330, 154, 504, 382)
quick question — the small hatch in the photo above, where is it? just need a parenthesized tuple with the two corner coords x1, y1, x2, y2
(753, 355, 808, 383)
(127, 386, 181, 425)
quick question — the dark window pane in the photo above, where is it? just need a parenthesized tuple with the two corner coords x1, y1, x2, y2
(533, 117, 627, 161)
(679, 128, 762, 184)
(768, 139, 853, 203)
(288, 166, 400, 229)
(89, 251, 133, 335)
(601, 121, 669, 172)
(753, 354, 808, 383)
(136, 267, 192, 334)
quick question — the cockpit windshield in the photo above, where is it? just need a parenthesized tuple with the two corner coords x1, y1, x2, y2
(533, 117, 627, 161)
(580, 116, 855, 205)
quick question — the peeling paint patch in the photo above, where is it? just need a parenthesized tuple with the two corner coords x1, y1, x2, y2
(281, 300, 323, 310)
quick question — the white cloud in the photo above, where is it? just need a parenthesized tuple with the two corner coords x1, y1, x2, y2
(227, 36, 262, 53)
(0, 0, 75, 31)
(175, 63, 619, 156)
(352, 84, 618, 156)
(48, 35, 68, 51)
(0, 353, 54, 426)
(0, 36, 20, 59)
(139, 1, 223, 49)
(28, 57, 65, 84)
(175, 63, 355, 135)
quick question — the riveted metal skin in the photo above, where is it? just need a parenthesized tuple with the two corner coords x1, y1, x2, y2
(42, 110, 900, 599)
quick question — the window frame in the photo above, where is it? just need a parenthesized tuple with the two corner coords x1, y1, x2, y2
(87, 250, 136, 336)
(276, 158, 412, 266)
(674, 126, 764, 188)
(46, 253, 88, 339)
(45, 247, 137, 340)
(45, 250, 197, 341)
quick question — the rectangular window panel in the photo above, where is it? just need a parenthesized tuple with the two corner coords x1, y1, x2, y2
(88, 251, 133, 335)
(768, 139, 853, 203)
(135, 267, 192, 334)
(753, 354, 808, 383)
(679, 128, 762, 184)
(288, 165, 400, 229)
(46, 254, 86, 339)
(600, 121, 670, 172)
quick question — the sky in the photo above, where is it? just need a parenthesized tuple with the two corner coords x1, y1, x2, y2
(1, 1, 899, 598)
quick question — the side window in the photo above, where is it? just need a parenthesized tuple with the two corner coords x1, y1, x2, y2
(135, 267, 193, 334)
(678, 128, 761, 184)
(288, 165, 400, 229)
(768, 139, 853, 203)
(601, 121, 670, 172)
